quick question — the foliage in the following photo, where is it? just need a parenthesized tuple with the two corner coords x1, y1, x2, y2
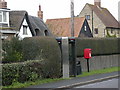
(2, 37, 23, 63)
(2, 37, 62, 86)
(2, 67, 119, 88)
(76, 38, 119, 57)
(22, 37, 62, 78)
(2, 60, 43, 86)
(106, 30, 116, 37)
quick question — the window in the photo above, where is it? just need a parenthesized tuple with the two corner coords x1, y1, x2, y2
(3, 12, 7, 22)
(0, 11, 7, 22)
(0, 12, 2, 22)
(85, 15, 90, 20)
(84, 26, 87, 31)
(35, 29, 40, 36)
(94, 28, 98, 34)
(23, 25, 27, 35)
(44, 30, 49, 36)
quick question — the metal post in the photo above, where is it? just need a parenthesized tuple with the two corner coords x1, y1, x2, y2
(87, 59, 90, 72)
(62, 37, 69, 78)
(0, 25, 2, 88)
(92, 10, 94, 35)
(70, 0, 74, 37)
(72, 42, 76, 77)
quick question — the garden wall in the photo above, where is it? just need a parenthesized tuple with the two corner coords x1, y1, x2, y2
(77, 54, 119, 72)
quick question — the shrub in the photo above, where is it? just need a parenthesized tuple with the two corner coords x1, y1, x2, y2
(76, 38, 119, 57)
(22, 37, 62, 78)
(2, 37, 23, 63)
(2, 60, 43, 86)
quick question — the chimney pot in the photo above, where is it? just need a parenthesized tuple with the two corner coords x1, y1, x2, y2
(94, 0, 101, 7)
(0, 0, 7, 9)
(38, 5, 43, 20)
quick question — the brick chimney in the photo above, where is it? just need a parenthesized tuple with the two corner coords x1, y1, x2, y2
(0, 0, 7, 9)
(38, 5, 43, 20)
(94, 0, 101, 7)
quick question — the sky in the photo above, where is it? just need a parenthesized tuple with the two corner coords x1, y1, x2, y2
(6, 0, 120, 22)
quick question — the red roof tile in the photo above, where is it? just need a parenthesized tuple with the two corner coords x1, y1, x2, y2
(46, 17, 85, 37)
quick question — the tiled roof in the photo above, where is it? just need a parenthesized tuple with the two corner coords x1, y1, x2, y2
(46, 17, 85, 37)
(87, 3, 120, 28)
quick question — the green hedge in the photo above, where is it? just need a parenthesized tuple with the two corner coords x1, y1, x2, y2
(76, 38, 120, 57)
(2, 37, 62, 86)
(2, 37, 23, 63)
(22, 37, 61, 78)
(2, 60, 43, 86)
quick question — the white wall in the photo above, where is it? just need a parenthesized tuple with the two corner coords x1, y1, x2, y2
(18, 18, 32, 40)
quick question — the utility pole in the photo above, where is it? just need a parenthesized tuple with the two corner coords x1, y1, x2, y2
(70, 0, 74, 37)
(118, 1, 120, 23)
(0, 34, 1, 89)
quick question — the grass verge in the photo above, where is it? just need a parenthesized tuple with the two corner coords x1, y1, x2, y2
(77, 66, 119, 78)
(2, 66, 119, 88)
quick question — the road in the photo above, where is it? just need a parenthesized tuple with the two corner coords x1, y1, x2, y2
(74, 77, 119, 88)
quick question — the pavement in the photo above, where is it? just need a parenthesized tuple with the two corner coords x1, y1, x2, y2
(26, 71, 119, 89)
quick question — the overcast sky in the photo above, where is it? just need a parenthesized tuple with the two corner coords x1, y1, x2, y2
(6, 0, 119, 22)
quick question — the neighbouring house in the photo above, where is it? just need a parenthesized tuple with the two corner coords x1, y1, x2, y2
(46, 17, 93, 37)
(0, 0, 52, 40)
(79, 0, 120, 38)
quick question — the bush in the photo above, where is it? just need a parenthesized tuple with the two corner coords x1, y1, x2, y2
(2, 60, 43, 86)
(22, 37, 62, 78)
(76, 38, 119, 57)
(2, 37, 23, 63)
(2, 37, 62, 86)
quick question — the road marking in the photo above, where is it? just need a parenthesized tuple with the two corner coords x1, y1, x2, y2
(57, 75, 119, 88)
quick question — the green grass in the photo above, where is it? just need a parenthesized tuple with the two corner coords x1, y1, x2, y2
(77, 67, 119, 78)
(2, 66, 119, 89)
(2, 78, 67, 88)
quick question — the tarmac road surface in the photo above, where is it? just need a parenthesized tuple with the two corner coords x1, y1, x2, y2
(75, 77, 119, 88)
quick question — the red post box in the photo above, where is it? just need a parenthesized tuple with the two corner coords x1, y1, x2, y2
(84, 48, 92, 59)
